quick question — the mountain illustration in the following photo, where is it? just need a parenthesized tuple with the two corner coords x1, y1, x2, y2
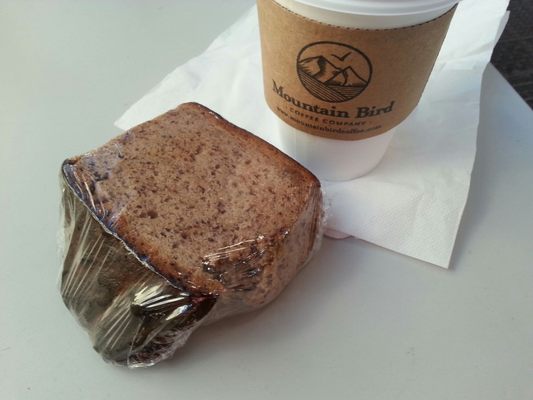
(297, 45, 371, 103)
(299, 56, 341, 83)
(326, 67, 367, 87)
(298, 56, 368, 87)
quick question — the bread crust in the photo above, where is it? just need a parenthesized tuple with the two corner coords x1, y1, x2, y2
(60, 103, 323, 366)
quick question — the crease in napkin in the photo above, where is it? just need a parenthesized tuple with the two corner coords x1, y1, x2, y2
(116, 0, 509, 268)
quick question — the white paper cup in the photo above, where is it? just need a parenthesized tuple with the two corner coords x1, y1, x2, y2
(268, 0, 459, 181)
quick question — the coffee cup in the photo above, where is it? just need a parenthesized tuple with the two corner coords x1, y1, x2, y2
(258, 0, 459, 181)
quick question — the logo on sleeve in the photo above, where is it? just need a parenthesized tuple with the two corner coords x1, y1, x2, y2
(297, 42, 372, 103)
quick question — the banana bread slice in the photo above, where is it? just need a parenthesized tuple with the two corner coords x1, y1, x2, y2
(60, 103, 323, 367)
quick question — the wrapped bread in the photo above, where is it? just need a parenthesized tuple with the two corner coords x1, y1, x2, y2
(59, 103, 323, 367)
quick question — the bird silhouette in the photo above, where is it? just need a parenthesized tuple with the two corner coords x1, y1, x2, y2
(332, 52, 351, 62)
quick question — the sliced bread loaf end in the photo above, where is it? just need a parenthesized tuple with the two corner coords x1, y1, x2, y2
(60, 103, 323, 366)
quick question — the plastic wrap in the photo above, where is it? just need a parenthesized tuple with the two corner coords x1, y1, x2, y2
(58, 103, 324, 368)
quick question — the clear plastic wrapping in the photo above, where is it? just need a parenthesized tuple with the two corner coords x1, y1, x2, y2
(58, 103, 324, 368)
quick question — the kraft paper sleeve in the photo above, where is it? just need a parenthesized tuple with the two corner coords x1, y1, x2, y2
(258, 0, 456, 140)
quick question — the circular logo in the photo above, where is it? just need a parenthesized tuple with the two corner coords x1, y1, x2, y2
(297, 41, 372, 103)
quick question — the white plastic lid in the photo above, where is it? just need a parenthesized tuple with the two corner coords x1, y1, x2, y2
(293, 0, 459, 16)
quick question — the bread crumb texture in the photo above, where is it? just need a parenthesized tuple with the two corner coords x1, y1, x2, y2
(60, 103, 323, 366)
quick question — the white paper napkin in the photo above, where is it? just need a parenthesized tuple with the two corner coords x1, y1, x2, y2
(116, 0, 509, 268)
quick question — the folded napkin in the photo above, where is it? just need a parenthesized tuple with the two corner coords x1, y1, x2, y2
(116, 0, 509, 268)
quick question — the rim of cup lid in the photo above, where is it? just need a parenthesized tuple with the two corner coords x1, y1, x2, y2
(290, 0, 460, 16)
